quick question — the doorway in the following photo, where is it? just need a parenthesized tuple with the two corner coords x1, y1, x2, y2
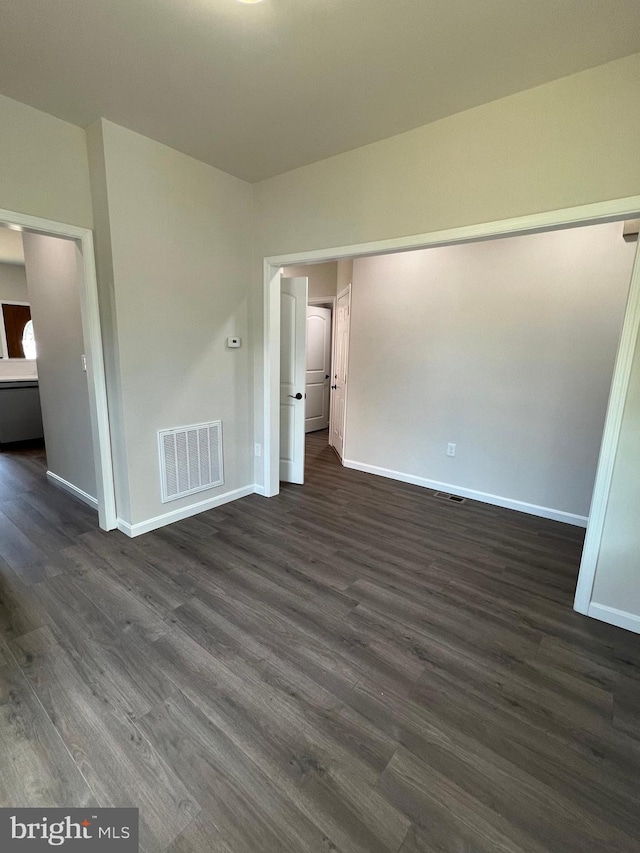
(263, 197, 640, 629)
(306, 299, 333, 435)
(279, 262, 351, 484)
(0, 207, 115, 531)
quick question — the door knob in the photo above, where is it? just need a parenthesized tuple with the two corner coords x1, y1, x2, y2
(288, 392, 303, 400)
(331, 384, 337, 390)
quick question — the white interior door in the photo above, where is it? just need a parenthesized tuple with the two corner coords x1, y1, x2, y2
(280, 276, 308, 484)
(330, 285, 351, 459)
(305, 306, 332, 433)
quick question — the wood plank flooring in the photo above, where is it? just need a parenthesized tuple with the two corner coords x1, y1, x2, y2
(1, 433, 640, 852)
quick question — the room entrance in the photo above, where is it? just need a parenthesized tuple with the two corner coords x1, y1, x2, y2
(263, 198, 640, 632)
(0, 208, 116, 532)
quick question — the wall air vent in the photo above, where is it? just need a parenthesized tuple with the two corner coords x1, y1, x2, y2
(158, 421, 223, 503)
(433, 491, 466, 504)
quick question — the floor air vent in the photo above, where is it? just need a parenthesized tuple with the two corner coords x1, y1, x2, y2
(433, 491, 466, 504)
(159, 421, 223, 502)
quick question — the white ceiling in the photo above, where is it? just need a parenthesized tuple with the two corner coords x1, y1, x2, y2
(0, 229, 25, 265)
(1, 0, 639, 182)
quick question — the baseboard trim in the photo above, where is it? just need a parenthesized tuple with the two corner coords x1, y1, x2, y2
(253, 483, 267, 497)
(342, 459, 588, 527)
(116, 484, 256, 538)
(46, 471, 98, 511)
(587, 603, 640, 635)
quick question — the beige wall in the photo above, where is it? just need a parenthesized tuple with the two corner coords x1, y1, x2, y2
(0, 93, 93, 227)
(90, 120, 254, 527)
(0, 93, 92, 382)
(22, 232, 97, 499)
(337, 259, 353, 293)
(345, 223, 634, 519)
(252, 54, 640, 475)
(282, 262, 337, 299)
(591, 330, 640, 616)
(0, 263, 28, 302)
(253, 54, 640, 258)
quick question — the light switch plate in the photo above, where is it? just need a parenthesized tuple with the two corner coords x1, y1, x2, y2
(227, 337, 241, 348)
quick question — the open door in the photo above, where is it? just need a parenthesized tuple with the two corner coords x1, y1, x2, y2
(305, 305, 332, 432)
(280, 276, 308, 484)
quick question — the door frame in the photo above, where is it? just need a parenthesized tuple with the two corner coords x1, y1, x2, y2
(0, 206, 117, 531)
(262, 194, 640, 624)
(307, 295, 336, 440)
(330, 284, 351, 460)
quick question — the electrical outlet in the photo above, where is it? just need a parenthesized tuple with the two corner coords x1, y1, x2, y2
(447, 443, 456, 457)
(254, 443, 262, 457)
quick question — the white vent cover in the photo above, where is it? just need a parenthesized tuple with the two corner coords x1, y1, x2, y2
(158, 421, 223, 502)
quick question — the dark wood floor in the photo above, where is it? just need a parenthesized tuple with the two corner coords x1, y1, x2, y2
(1, 433, 640, 852)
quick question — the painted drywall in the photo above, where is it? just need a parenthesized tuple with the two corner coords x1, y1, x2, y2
(252, 53, 640, 487)
(337, 260, 353, 294)
(0, 262, 38, 380)
(253, 54, 640, 257)
(282, 262, 338, 299)
(0, 263, 28, 302)
(22, 232, 96, 499)
(0, 93, 93, 227)
(89, 120, 253, 527)
(344, 223, 634, 519)
(591, 328, 640, 617)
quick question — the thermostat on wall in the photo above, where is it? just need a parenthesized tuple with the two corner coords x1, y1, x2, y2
(227, 336, 241, 348)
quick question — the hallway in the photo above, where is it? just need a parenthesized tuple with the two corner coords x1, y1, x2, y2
(1, 434, 640, 851)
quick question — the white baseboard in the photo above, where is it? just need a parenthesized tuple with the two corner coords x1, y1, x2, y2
(253, 483, 267, 497)
(342, 459, 588, 527)
(46, 471, 98, 511)
(116, 484, 256, 538)
(587, 603, 640, 635)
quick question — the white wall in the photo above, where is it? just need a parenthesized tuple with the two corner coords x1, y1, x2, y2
(0, 93, 92, 384)
(22, 232, 97, 499)
(0, 93, 93, 227)
(88, 120, 254, 529)
(344, 223, 634, 520)
(282, 262, 337, 299)
(254, 54, 640, 257)
(0, 263, 28, 302)
(337, 259, 353, 293)
(252, 55, 640, 481)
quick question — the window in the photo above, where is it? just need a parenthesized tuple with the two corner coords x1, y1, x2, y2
(21, 319, 37, 360)
(0, 302, 34, 359)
